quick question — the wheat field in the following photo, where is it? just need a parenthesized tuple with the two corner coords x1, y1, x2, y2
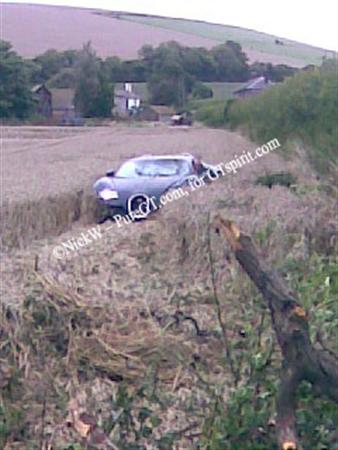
(1, 122, 336, 448)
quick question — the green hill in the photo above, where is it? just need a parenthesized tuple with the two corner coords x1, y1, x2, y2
(2, 3, 335, 67)
(117, 12, 334, 67)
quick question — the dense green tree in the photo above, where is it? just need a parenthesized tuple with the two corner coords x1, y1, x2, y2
(211, 41, 249, 81)
(146, 42, 194, 106)
(23, 59, 43, 85)
(182, 47, 217, 81)
(33, 49, 67, 82)
(104, 56, 126, 82)
(48, 67, 76, 88)
(250, 61, 297, 81)
(192, 82, 213, 99)
(122, 59, 148, 82)
(103, 57, 148, 83)
(33, 48, 81, 83)
(143, 40, 250, 104)
(148, 74, 181, 106)
(0, 40, 33, 119)
(74, 42, 113, 117)
(138, 44, 155, 64)
(62, 49, 80, 67)
(93, 71, 114, 117)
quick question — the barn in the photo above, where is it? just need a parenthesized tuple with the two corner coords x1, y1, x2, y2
(234, 76, 274, 98)
(49, 88, 76, 122)
(31, 85, 78, 123)
(31, 84, 52, 118)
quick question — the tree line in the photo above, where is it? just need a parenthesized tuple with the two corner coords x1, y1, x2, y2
(0, 39, 298, 119)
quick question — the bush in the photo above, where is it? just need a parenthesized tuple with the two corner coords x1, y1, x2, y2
(227, 60, 338, 172)
(255, 172, 297, 188)
(194, 60, 337, 174)
(202, 254, 338, 450)
(194, 100, 226, 127)
(192, 82, 213, 99)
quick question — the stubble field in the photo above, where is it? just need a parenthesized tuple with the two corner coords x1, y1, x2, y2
(1, 122, 333, 316)
(1, 123, 337, 449)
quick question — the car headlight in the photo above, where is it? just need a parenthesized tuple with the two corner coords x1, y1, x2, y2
(99, 189, 119, 200)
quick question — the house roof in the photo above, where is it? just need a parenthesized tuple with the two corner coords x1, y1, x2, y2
(115, 89, 140, 100)
(50, 88, 75, 110)
(234, 76, 274, 94)
(31, 84, 50, 94)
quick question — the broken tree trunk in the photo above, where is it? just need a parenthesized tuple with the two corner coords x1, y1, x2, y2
(214, 216, 338, 450)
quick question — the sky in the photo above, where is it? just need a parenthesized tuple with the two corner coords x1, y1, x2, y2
(3, 0, 338, 51)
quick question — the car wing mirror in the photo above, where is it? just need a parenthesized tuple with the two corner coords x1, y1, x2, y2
(106, 170, 115, 177)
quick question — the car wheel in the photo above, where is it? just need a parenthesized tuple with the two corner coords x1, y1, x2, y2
(95, 203, 115, 224)
(128, 194, 152, 221)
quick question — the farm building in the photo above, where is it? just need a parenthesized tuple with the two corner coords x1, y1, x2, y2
(31, 86, 79, 123)
(234, 76, 274, 98)
(31, 84, 52, 118)
(50, 88, 84, 125)
(49, 88, 76, 121)
(151, 105, 175, 123)
(113, 83, 141, 117)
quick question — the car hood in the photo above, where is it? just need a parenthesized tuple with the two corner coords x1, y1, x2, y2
(93, 174, 186, 195)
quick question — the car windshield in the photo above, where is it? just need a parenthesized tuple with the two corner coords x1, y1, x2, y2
(115, 159, 191, 178)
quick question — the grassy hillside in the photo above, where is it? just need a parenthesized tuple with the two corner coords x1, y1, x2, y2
(2, 4, 334, 66)
(119, 13, 333, 66)
(2, 3, 216, 59)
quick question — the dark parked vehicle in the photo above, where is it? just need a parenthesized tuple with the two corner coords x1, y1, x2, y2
(93, 154, 216, 222)
(171, 111, 193, 126)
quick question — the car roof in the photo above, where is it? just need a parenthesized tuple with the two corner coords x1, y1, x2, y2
(128, 154, 194, 163)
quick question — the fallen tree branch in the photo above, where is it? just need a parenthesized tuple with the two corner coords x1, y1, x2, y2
(213, 216, 338, 450)
(207, 212, 238, 384)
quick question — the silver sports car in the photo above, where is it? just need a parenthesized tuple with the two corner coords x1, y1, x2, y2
(93, 154, 216, 223)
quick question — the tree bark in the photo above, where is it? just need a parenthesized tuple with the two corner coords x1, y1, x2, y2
(213, 216, 338, 450)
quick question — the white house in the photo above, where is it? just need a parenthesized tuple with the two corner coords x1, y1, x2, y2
(113, 83, 141, 117)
